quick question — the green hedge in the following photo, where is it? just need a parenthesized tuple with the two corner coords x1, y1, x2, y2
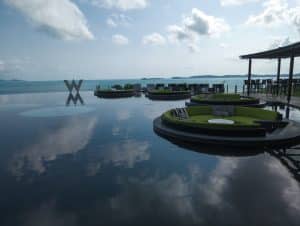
(235, 107, 278, 121)
(97, 84, 135, 91)
(149, 89, 191, 95)
(212, 93, 241, 100)
(191, 93, 257, 103)
(162, 106, 280, 130)
(162, 111, 260, 130)
(186, 106, 212, 116)
(96, 89, 134, 93)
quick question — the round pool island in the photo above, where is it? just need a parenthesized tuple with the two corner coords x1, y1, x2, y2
(186, 93, 265, 107)
(153, 106, 300, 148)
(94, 89, 136, 98)
(147, 90, 191, 100)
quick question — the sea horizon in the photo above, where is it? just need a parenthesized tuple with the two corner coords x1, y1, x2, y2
(2, 74, 299, 95)
(1, 73, 300, 83)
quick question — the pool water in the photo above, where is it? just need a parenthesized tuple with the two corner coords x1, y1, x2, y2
(0, 92, 299, 226)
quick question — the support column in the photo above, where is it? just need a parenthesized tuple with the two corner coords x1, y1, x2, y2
(287, 55, 294, 103)
(276, 58, 281, 96)
(247, 58, 252, 96)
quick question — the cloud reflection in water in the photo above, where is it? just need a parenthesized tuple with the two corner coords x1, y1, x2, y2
(109, 156, 300, 226)
(9, 117, 98, 178)
(87, 140, 150, 176)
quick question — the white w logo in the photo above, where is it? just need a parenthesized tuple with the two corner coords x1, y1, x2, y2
(64, 80, 84, 106)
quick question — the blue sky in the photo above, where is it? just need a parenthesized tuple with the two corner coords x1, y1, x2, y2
(0, 0, 300, 80)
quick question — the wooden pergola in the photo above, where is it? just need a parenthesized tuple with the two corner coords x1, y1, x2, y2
(240, 41, 300, 103)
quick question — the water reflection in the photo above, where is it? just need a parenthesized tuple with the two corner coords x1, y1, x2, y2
(156, 136, 264, 157)
(269, 148, 300, 183)
(20, 106, 94, 117)
(64, 80, 84, 106)
(9, 117, 97, 178)
(66, 92, 84, 106)
(17, 156, 299, 226)
(108, 156, 300, 226)
(116, 108, 131, 121)
(0, 93, 300, 226)
(86, 140, 150, 176)
(22, 201, 78, 226)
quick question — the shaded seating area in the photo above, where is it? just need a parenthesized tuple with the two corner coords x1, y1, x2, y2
(240, 41, 300, 103)
(212, 84, 225, 93)
(146, 83, 224, 94)
(187, 84, 209, 94)
(168, 83, 188, 91)
(94, 83, 141, 98)
(171, 108, 189, 120)
(242, 78, 300, 97)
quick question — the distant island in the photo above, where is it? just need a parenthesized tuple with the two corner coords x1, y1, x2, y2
(171, 74, 300, 79)
(141, 77, 163, 80)
(1, 73, 300, 82)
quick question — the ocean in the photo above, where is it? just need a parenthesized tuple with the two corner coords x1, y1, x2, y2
(0, 76, 274, 94)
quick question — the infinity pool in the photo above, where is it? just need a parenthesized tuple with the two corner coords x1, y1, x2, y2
(0, 92, 299, 226)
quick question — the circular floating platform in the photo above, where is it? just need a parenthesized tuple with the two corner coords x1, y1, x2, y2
(94, 90, 136, 99)
(146, 90, 191, 100)
(154, 117, 300, 148)
(186, 100, 267, 108)
(187, 93, 266, 107)
(153, 106, 300, 148)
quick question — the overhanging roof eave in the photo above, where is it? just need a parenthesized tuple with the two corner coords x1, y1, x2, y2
(240, 41, 300, 59)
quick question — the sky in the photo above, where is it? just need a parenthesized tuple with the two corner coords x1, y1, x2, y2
(0, 0, 300, 80)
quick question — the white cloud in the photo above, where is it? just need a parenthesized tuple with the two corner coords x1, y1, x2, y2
(245, 0, 300, 35)
(167, 8, 230, 52)
(167, 8, 230, 43)
(5, 0, 94, 40)
(89, 0, 148, 11)
(0, 60, 5, 72)
(183, 8, 230, 37)
(107, 18, 117, 27)
(188, 43, 200, 53)
(269, 36, 290, 49)
(220, 42, 229, 48)
(0, 58, 30, 76)
(246, 0, 288, 26)
(112, 34, 129, 45)
(167, 25, 192, 43)
(142, 33, 166, 46)
(288, 6, 300, 34)
(220, 0, 260, 6)
(106, 14, 131, 28)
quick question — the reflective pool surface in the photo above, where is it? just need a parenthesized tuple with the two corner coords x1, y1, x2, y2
(0, 92, 299, 226)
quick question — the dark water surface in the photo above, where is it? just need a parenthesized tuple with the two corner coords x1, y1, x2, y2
(0, 92, 299, 226)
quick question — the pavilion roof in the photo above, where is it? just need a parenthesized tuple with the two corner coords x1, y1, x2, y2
(240, 41, 300, 59)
